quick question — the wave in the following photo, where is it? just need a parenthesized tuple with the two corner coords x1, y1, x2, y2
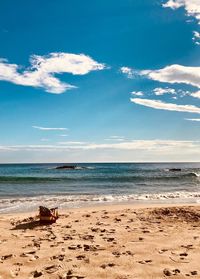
(0, 171, 199, 184)
(0, 176, 63, 183)
(189, 172, 200, 177)
(74, 166, 95, 170)
(0, 191, 200, 213)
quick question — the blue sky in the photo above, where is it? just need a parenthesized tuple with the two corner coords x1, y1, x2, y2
(0, 0, 200, 162)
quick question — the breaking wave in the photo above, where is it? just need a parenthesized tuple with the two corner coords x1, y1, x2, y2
(1, 191, 200, 213)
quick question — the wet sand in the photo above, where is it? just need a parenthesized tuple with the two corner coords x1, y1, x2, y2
(0, 204, 200, 278)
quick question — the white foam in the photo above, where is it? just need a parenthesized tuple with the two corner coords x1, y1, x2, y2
(0, 190, 200, 213)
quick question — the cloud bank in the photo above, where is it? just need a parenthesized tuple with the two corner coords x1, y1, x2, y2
(130, 98, 200, 114)
(1, 140, 199, 151)
(0, 53, 105, 93)
(1, 140, 200, 162)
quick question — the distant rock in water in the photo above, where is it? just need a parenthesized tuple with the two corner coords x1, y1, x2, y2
(55, 165, 77, 170)
(169, 168, 182, 172)
(55, 165, 88, 170)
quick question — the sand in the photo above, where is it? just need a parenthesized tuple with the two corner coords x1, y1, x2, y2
(0, 203, 200, 279)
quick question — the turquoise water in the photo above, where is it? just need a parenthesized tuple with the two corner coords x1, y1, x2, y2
(0, 163, 200, 212)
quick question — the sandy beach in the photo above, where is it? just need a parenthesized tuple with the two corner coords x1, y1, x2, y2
(0, 203, 199, 279)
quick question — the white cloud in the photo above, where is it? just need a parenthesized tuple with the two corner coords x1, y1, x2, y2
(193, 31, 200, 38)
(120, 64, 200, 89)
(185, 118, 200, 121)
(191, 90, 200, 98)
(120, 67, 135, 78)
(2, 140, 200, 152)
(162, 0, 200, 24)
(153, 87, 176, 95)
(162, 0, 184, 10)
(1, 140, 200, 162)
(32, 126, 68, 131)
(0, 53, 105, 93)
(58, 141, 86, 145)
(130, 98, 200, 114)
(192, 31, 200, 45)
(110, 136, 124, 139)
(131, 91, 144, 96)
(139, 64, 200, 89)
(104, 136, 125, 141)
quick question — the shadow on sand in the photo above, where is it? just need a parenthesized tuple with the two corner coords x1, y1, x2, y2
(11, 220, 45, 230)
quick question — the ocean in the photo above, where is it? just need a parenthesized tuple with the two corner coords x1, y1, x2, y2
(0, 162, 199, 213)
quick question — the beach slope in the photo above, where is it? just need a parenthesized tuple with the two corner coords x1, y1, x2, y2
(0, 204, 199, 278)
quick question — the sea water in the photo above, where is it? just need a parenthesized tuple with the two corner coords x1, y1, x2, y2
(0, 162, 199, 213)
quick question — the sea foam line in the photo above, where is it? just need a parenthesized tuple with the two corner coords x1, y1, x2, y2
(0, 191, 200, 213)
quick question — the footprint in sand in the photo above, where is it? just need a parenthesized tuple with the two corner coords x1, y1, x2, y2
(191, 271, 198, 276)
(68, 244, 82, 250)
(31, 270, 43, 278)
(29, 255, 39, 261)
(112, 251, 121, 257)
(50, 254, 65, 261)
(103, 237, 115, 242)
(114, 218, 121, 222)
(137, 260, 152, 264)
(83, 244, 105, 251)
(60, 269, 85, 279)
(163, 268, 180, 276)
(122, 251, 134, 256)
(63, 235, 73, 240)
(100, 263, 116, 269)
(10, 267, 20, 277)
(1, 254, 13, 260)
(82, 214, 91, 218)
(158, 248, 168, 254)
(81, 234, 94, 241)
(44, 264, 61, 274)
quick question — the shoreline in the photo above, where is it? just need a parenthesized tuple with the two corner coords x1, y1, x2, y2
(1, 199, 200, 216)
(0, 191, 200, 214)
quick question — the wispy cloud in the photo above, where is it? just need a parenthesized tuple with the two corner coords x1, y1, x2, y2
(131, 91, 144, 96)
(104, 136, 125, 141)
(0, 53, 105, 93)
(120, 64, 200, 90)
(185, 118, 200, 121)
(193, 31, 200, 45)
(130, 98, 200, 114)
(137, 64, 200, 89)
(32, 126, 68, 131)
(120, 67, 135, 78)
(58, 141, 86, 145)
(162, 0, 200, 24)
(153, 87, 176, 95)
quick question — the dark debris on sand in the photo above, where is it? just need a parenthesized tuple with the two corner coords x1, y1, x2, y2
(149, 207, 200, 223)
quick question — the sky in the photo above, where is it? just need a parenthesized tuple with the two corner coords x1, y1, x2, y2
(0, 0, 200, 163)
